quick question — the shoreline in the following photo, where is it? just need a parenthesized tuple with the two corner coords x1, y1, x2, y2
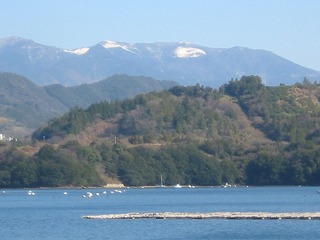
(0, 184, 318, 190)
(83, 212, 320, 220)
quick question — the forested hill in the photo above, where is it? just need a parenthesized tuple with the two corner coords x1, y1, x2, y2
(2, 76, 320, 188)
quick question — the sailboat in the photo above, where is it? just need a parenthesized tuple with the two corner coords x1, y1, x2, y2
(156, 174, 165, 188)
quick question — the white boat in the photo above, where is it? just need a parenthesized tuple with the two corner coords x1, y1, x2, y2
(173, 184, 182, 188)
(156, 174, 165, 188)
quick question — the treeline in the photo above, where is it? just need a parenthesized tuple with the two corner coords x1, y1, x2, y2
(2, 137, 320, 187)
(101, 142, 240, 186)
(246, 143, 320, 185)
(0, 142, 103, 188)
(0, 139, 242, 187)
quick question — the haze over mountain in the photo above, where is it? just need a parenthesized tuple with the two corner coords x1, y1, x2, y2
(1, 36, 319, 88)
(0, 72, 177, 137)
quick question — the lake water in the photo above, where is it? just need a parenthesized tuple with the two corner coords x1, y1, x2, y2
(1, 187, 320, 239)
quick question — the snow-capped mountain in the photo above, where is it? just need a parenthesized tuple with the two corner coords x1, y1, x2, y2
(0, 36, 319, 87)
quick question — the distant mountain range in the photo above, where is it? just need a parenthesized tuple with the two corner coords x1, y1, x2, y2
(0, 72, 177, 136)
(1, 36, 319, 87)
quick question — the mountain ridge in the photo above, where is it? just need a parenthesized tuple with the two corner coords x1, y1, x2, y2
(1, 36, 319, 87)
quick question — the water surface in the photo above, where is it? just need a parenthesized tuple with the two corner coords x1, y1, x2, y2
(1, 187, 320, 239)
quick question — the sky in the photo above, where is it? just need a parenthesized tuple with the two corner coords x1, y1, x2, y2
(0, 0, 320, 70)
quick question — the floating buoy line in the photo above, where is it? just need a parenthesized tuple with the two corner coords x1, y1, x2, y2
(82, 212, 320, 220)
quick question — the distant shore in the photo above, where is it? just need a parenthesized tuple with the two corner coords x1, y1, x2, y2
(1, 184, 318, 190)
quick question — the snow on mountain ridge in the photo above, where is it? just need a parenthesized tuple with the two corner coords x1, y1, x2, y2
(101, 40, 137, 54)
(63, 40, 139, 55)
(175, 46, 206, 58)
(64, 47, 89, 55)
(1, 36, 320, 88)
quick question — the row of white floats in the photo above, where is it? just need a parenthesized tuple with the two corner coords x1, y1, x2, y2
(1, 189, 124, 197)
(82, 189, 124, 198)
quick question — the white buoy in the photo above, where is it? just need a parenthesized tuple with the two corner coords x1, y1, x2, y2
(86, 192, 93, 198)
(28, 191, 35, 196)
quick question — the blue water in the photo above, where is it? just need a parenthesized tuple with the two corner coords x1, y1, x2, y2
(1, 187, 320, 239)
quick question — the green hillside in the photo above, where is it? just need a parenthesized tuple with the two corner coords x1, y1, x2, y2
(2, 75, 320, 188)
(44, 74, 178, 109)
(44, 84, 88, 108)
(0, 72, 67, 134)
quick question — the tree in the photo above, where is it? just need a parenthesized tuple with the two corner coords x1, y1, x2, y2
(223, 75, 264, 97)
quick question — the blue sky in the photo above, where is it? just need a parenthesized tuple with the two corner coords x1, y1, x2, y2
(1, 0, 320, 71)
